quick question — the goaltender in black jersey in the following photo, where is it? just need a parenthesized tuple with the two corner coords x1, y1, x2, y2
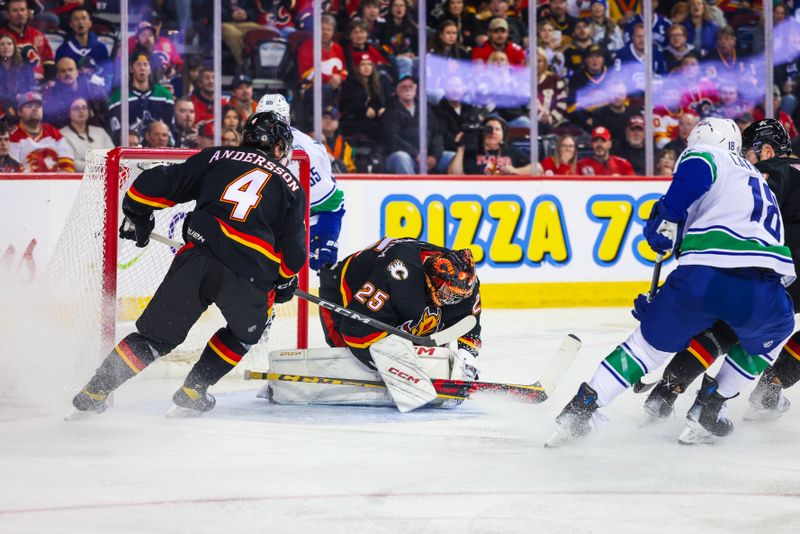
(71, 111, 306, 417)
(318, 237, 483, 377)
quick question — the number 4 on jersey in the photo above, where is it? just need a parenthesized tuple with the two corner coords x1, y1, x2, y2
(221, 169, 272, 221)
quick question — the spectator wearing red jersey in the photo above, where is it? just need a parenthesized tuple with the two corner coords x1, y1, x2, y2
(653, 80, 682, 148)
(476, 0, 527, 48)
(9, 91, 75, 173)
(220, 0, 262, 66)
(541, 134, 578, 175)
(297, 14, 347, 101)
(225, 74, 257, 124)
(471, 18, 525, 65)
(191, 67, 216, 124)
(577, 126, 634, 176)
(0, 0, 54, 81)
(344, 19, 390, 78)
(0, 121, 22, 172)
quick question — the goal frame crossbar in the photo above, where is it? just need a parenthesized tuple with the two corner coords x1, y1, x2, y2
(99, 147, 310, 355)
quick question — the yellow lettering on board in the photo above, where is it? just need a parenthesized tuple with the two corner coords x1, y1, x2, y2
(527, 200, 568, 262)
(591, 200, 633, 263)
(450, 200, 484, 262)
(488, 200, 523, 263)
(426, 200, 446, 246)
(637, 198, 663, 262)
(384, 201, 422, 239)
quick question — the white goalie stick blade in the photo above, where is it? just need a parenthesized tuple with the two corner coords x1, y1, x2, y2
(370, 336, 438, 413)
(533, 334, 582, 398)
(428, 315, 477, 346)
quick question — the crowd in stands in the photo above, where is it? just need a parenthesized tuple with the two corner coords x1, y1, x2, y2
(0, 0, 799, 176)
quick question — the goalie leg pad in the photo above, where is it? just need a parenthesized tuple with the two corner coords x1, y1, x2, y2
(370, 335, 438, 413)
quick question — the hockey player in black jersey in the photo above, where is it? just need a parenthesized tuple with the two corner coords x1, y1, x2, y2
(71, 111, 307, 416)
(639, 118, 800, 426)
(318, 238, 482, 380)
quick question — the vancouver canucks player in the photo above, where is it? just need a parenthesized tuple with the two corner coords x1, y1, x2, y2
(638, 119, 800, 423)
(255, 94, 344, 271)
(547, 117, 797, 446)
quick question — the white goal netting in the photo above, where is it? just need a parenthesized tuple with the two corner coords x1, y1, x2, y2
(47, 148, 309, 377)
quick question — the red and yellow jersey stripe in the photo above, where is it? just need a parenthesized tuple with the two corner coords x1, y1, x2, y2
(127, 185, 178, 209)
(208, 334, 244, 366)
(343, 330, 388, 349)
(216, 217, 282, 265)
(338, 254, 355, 306)
(458, 336, 481, 351)
(687, 338, 715, 369)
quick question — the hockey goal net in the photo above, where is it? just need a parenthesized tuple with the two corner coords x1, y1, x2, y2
(48, 147, 309, 375)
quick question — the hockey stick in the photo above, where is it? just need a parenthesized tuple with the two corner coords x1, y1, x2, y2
(148, 232, 477, 347)
(294, 289, 476, 347)
(632, 254, 665, 394)
(244, 334, 581, 404)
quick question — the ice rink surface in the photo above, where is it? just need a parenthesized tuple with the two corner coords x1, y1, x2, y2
(2, 307, 800, 534)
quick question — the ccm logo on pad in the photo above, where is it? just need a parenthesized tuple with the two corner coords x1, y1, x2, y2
(388, 367, 421, 384)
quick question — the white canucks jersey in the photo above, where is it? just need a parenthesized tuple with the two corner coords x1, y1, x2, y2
(291, 127, 344, 218)
(677, 144, 796, 285)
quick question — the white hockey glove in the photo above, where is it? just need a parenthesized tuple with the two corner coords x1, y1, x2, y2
(451, 348, 480, 381)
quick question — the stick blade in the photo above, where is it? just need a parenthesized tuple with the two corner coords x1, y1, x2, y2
(429, 315, 477, 346)
(534, 334, 582, 398)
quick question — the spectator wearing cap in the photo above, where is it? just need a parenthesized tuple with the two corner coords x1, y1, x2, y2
(537, 0, 578, 48)
(321, 106, 356, 173)
(191, 67, 216, 125)
(59, 96, 113, 172)
(566, 44, 609, 131)
(143, 120, 171, 148)
(663, 112, 699, 155)
(563, 17, 595, 77)
(171, 96, 198, 149)
(339, 52, 386, 148)
(449, 115, 531, 175)
(220, 0, 262, 66)
(126, 15, 183, 72)
(577, 126, 634, 176)
(476, 0, 527, 47)
(344, 19, 390, 80)
(297, 14, 347, 104)
(536, 47, 568, 129)
(55, 7, 112, 90)
(108, 52, 175, 144)
(611, 114, 646, 175)
(588, 0, 623, 53)
(0, 121, 22, 172)
(225, 74, 257, 124)
(379, 0, 418, 78)
(471, 18, 525, 65)
(614, 22, 667, 95)
(0, 0, 54, 81)
(592, 78, 638, 143)
(9, 91, 75, 172)
(622, 0, 671, 50)
(681, 0, 720, 57)
(381, 75, 444, 174)
(43, 56, 108, 129)
(0, 33, 36, 120)
(663, 24, 694, 73)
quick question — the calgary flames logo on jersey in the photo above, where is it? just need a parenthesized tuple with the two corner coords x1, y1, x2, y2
(401, 306, 441, 337)
(26, 148, 59, 172)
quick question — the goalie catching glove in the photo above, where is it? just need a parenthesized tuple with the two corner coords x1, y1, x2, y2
(119, 210, 155, 248)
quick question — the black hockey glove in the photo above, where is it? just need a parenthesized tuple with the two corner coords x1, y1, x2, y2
(119, 212, 155, 248)
(274, 275, 298, 304)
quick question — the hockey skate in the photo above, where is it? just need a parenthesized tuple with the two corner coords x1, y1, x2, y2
(744, 367, 790, 421)
(545, 382, 601, 447)
(65, 388, 111, 421)
(640, 372, 682, 426)
(166, 386, 216, 417)
(678, 375, 736, 445)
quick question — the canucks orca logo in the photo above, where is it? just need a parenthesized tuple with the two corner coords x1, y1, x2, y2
(401, 307, 441, 336)
(387, 259, 408, 280)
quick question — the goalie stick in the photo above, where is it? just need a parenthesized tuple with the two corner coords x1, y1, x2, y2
(148, 232, 477, 347)
(244, 334, 581, 404)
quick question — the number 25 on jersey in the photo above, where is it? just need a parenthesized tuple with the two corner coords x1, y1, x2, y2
(220, 169, 271, 221)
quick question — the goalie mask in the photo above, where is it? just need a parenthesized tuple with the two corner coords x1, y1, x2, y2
(423, 249, 477, 306)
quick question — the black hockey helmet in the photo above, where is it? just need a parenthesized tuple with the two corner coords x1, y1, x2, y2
(242, 111, 293, 158)
(423, 248, 477, 306)
(742, 118, 791, 158)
